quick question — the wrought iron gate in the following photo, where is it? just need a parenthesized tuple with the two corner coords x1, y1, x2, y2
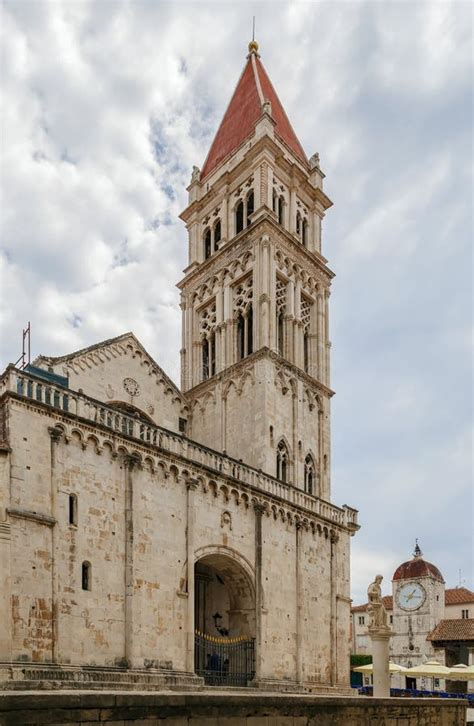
(194, 631, 255, 686)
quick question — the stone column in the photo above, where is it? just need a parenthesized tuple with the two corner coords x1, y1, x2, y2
(367, 574, 392, 697)
(186, 478, 198, 672)
(295, 521, 303, 684)
(48, 425, 63, 664)
(368, 629, 392, 697)
(329, 531, 338, 685)
(124, 452, 140, 667)
(253, 501, 265, 681)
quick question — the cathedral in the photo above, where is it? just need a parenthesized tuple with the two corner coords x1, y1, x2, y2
(0, 41, 359, 692)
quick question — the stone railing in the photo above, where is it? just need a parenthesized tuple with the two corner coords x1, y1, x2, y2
(0, 366, 359, 530)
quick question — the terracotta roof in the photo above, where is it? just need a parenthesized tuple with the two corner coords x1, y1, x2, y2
(393, 556, 444, 583)
(351, 588, 474, 614)
(352, 596, 393, 613)
(201, 52, 307, 180)
(445, 587, 474, 605)
(428, 619, 474, 642)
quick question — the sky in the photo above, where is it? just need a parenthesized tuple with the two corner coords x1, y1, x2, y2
(1, 0, 472, 605)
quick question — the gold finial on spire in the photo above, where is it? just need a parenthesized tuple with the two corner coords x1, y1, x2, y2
(248, 16, 259, 53)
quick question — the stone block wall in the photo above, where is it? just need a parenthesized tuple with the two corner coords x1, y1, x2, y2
(0, 692, 466, 726)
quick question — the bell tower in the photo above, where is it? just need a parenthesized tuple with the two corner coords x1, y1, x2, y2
(179, 41, 334, 500)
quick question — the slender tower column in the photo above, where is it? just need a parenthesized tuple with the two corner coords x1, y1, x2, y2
(124, 452, 140, 667)
(48, 424, 63, 664)
(253, 501, 265, 681)
(295, 521, 303, 683)
(329, 531, 339, 686)
(186, 478, 198, 672)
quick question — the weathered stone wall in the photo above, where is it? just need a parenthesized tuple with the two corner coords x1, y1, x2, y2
(0, 692, 466, 726)
(0, 395, 352, 689)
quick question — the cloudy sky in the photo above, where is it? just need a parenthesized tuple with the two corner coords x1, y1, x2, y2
(1, 0, 472, 604)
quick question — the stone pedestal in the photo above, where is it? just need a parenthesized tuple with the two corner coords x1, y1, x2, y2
(368, 626, 392, 698)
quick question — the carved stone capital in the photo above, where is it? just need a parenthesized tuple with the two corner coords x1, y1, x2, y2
(123, 452, 141, 471)
(48, 426, 64, 444)
(186, 477, 199, 491)
(253, 501, 266, 517)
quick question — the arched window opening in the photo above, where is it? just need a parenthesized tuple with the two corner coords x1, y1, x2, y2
(236, 201, 244, 234)
(304, 455, 315, 495)
(36, 383, 43, 402)
(204, 228, 211, 260)
(303, 331, 309, 373)
(209, 333, 216, 377)
(246, 191, 254, 226)
(276, 440, 289, 483)
(296, 212, 302, 239)
(82, 561, 91, 591)
(202, 338, 210, 380)
(302, 219, 308, 246)
(273, 191, 277, 213)
(68, 493, 78, 526)
(277, 312, 284, 356)
(247, 305, 253, 356)
(214, 220, 221, 251)
(278, 196, 284, 226)
(237, 313, 245, 361)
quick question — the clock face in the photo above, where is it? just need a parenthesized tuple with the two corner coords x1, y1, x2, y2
(397, 582, 426, 611)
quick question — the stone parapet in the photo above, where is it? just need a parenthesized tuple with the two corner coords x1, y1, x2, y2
(0, 691, 466, 726)
(0, 366, 358, 533)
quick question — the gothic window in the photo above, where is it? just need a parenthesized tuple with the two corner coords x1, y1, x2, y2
(276, 440, 289, 482)
(235, 200, 244, 234)
(276, 278, 286, 356)
(301, 296, 311, 373)
(278, 196, 284, 225)
(247, 304, 253, 355)
(273, 190, 277, 213)
(304, 454, 316, 495)
(204, 228, 211, 260)
(237, 313, 245, 361)
(68, 493, 78, 525)
(199, 302, 217, 380)
(82, 561, 91, 591)
(296, 211, 302, 238)
(202, 337, 210, 380)
(302, 219, 308, 246)
(234, 276, 253, 361)
(214, 219, 221, 251)
(246, 190, 254, 225)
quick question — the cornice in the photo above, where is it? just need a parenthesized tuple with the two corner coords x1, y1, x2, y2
(184, 346, 334, 400)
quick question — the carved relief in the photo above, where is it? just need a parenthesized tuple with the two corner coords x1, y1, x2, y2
(220, 510, 232, 530)
(123, 377, 141, 397)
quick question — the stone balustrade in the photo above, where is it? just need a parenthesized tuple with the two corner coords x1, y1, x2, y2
(0, 366, 358, 531)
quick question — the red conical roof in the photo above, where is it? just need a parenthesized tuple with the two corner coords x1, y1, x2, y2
(201, 52, 308, 180)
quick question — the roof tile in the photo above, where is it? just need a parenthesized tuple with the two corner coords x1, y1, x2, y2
(201, 54, 307, 180)
(428, 619, 474, 642)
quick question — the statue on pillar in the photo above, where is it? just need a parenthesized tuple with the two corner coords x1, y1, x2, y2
(367, 574, 390, 630)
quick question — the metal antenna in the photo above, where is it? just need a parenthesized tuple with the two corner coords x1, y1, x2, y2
(252, 16, 255, 42)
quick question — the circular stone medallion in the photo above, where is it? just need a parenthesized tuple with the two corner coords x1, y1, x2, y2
(123, 377, 141, 397)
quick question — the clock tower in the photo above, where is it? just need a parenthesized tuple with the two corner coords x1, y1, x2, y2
(390, 543, 445, 667)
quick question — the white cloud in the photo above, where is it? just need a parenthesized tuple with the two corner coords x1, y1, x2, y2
(1, 0, 472, 600)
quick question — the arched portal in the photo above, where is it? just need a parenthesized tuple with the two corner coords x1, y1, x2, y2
(194, 552, 256, 686)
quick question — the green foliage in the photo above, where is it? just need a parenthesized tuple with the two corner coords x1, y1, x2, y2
(350, 654, 372, 667)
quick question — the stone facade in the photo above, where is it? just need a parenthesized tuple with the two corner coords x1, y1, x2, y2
(0, 44, 359, 692)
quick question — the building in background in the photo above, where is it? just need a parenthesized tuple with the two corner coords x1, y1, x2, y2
(0, 41, 359, 692)
(351, 545, 474, 676)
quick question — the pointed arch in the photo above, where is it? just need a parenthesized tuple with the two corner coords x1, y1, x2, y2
(276, 438, 290, 483)
(304, 453, 316, 496)
(204, 228, 211, 259)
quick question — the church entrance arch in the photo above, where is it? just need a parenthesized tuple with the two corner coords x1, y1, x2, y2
(194, 550, 256, 686)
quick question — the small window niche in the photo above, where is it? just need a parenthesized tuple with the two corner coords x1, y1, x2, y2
(68, 493, 78, 526)
(82, 561, 91, 591)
